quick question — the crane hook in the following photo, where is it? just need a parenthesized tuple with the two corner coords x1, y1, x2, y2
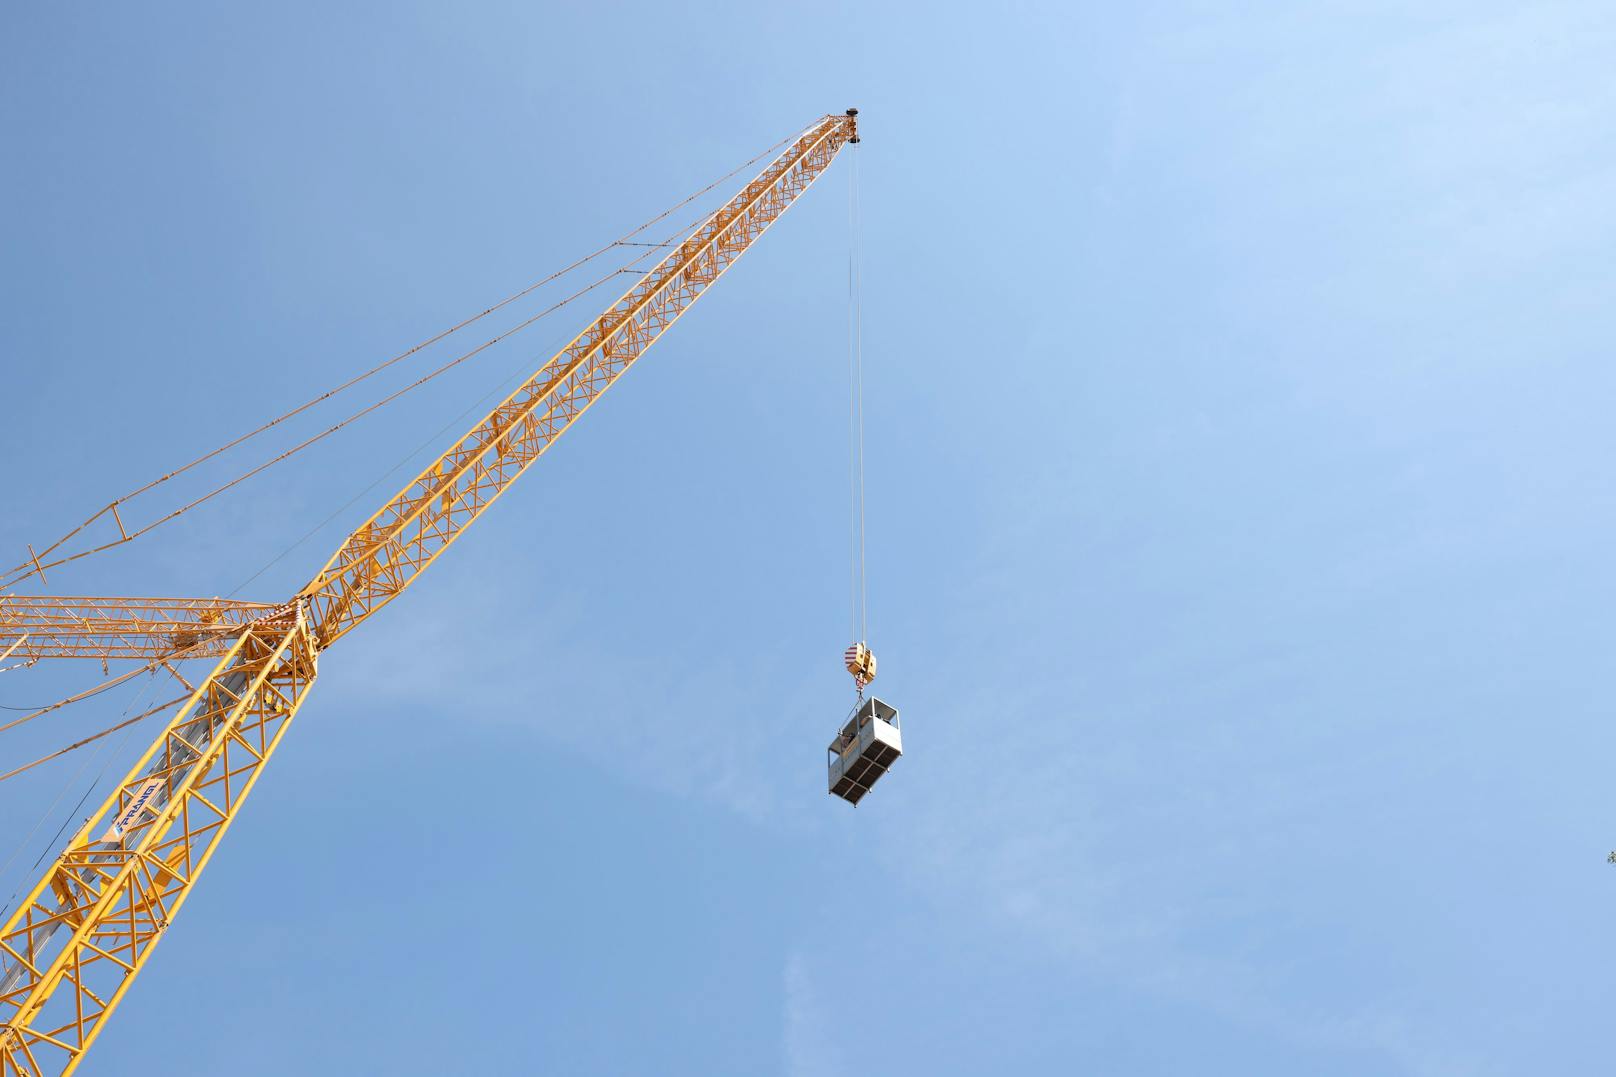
(844, 640, 876, 697)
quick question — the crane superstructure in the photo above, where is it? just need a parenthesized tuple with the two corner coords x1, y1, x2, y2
(0, 109, 860, 1077)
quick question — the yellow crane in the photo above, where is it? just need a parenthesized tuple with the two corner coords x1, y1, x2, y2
(0, 109, 860, 1077)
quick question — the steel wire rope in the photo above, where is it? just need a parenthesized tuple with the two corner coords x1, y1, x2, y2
(0, 112, 845, 928)
(0, 246, 671, 723)
(846, 142, 869, 652)
(36, 238, 685, 579)
(0, 196, 738, 773)
(0, 692, 187, 786)
(855, 147, 868, 647)
(0, 279, 645, 767)
(0, 178, 743, 749)
(0, 668, 161, 920)
(0, 638, 217, 731)
(220, 197, 738, 600)
(222, 324, 577, 601)
(0, 117, 820, 770)
(853, 145, 866, 640)
(1, 120, 818, 592)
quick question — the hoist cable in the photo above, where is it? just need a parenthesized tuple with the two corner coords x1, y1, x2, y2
(846, 143, 869, 648)
(0, 145, 766, 744)
(853, 147, 866, 646)
(0, 641, 209, 734)
(220, 198, 736, 599)
(0, 693, 187, 786)
(854, 147, 868, 646)
(222, 364, 544, 599)
(0, 240, 690, 715)
(223, 321, 582, 599)
(1, 121, 818, 593)
(36, 240, 678, 579)
(0, 669, 160, 922)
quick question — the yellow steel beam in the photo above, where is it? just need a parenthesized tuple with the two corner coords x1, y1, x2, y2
(301, 112, 858, 648)
(0, 611, 317, 1075)
(0, 110, 859, 1075)
(0, 596, 291, 662)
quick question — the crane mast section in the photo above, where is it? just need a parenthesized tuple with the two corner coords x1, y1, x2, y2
(0, 596, 291, 662)
(302, 114, 855, 648)
(0, 613, 318, 1076)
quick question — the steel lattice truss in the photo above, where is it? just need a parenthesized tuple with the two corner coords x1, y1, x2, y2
(0, 616, 317, 1075)
(0, 596, 290, 663)
(302, 114, 855, 648)
(0, 110, 858, 1076)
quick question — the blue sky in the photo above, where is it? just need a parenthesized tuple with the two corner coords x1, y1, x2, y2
(3, 3, 1614, 1074)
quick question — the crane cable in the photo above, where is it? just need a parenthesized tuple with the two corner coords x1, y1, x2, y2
(0, 669, 162, 924)
(847, 142, 870, 686)
(0, 120, 830, 776)
(0, 121, 818, 593)
(0, 638, 213, 733)
(0, 232, 685, 590)
(0, 213, 740, 764)
(218, 189, 753, 601)
(0, 692, 187, 785)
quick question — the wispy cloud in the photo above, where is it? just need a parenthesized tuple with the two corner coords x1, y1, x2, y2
(326, 556, 828, 826)
(875, 669, 1500, 1077)
(783, 952, 844, 1077)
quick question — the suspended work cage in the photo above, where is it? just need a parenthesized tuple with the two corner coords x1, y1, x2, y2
(827, 696, 902, 805)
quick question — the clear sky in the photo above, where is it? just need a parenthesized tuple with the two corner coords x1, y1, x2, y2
(2, 3, 1613, 1075)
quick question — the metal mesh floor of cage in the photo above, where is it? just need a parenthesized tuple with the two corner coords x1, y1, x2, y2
(827, 696, 901, 804)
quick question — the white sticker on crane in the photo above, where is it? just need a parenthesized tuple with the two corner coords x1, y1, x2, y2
(99, 778, 166, 844)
